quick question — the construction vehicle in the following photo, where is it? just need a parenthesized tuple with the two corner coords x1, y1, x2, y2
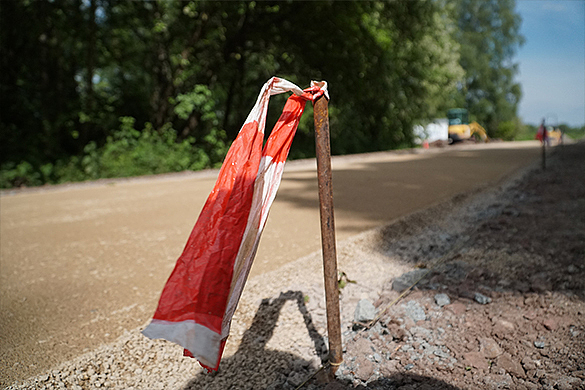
(547, 126, 563, 145)
(447, 108, 488, 143)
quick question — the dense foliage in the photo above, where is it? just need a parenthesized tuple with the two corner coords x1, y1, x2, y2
(516, 123, 585, 141)
(453, 0, 524, 138)
(1, 0, 529, 188)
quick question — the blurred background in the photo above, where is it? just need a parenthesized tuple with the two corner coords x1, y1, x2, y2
(1, 0, 583, 189)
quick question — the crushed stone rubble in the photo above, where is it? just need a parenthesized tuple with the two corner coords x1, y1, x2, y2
(7, 143, 585, 390)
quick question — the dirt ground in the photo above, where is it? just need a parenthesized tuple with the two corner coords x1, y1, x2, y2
(320, 141, 584, 390)
(0, 141, 547, 387)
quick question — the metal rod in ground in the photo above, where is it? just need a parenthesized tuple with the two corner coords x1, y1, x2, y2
(313, 93, 343, 380)
(542, 142, 546, 170)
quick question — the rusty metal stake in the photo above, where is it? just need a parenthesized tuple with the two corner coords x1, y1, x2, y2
(542, 141, 546, 170)
(313, 93, 342, 380)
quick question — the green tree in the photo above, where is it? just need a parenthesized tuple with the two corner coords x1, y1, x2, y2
(1, 0, 468, 187)
(453, 0, 524, 138)
(210, 1, 463, 153)
(0, 0, 84, 164)
(77, 1, 465, 154)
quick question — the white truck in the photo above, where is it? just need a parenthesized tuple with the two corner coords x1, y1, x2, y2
(413, 118, 449, 144)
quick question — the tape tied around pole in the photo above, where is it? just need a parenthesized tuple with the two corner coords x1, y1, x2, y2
(142, 77, 328, 372)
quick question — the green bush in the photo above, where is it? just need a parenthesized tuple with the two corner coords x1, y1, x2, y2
(515, 123, 537, 141)
(97, 117, 212, 178)
(53, 157, 88, 184)
(494, 120, 519, 141)
(0, 161, 42, 188)
(0, 116, 225, 189)
(560, 124, 585, 140)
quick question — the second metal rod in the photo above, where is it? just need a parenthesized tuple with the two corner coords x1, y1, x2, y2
(313, 93, 343, 380)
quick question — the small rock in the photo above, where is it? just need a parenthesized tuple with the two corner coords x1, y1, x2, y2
(347, 337, 375, 357)
(479, 337, 503, 359)
(287, 372, 305, 387)
(293, 357, 308, 370)
(534, 341, 545, 349)
(402, 300, 426, 322)
(369, 322, 385, 335)
(567, 264, 578, 274)
(354, 299, 377, 324)
(379, 359, 401, 376)
(400, 344, 414, 352)
(404, 363, 414, 371)
(334, 362, 354, 382)
(523, 311, 537, 320)
(387, 323, 408, 341)
(353, 356, 374, 381)
(542, 318, 557, 331)
(433, 348, 452, 359)
(434, 293, 451, 307)
(392, 269, 429, 292)
(492, 319, 515, 338)
(410, 326, 433, 342)
(495, 353, 525, 378)
(441, 261, 472, 281)
(474, 292, 492, 305)
(463, 351, 489, 370)
(445, 302, 466, 315)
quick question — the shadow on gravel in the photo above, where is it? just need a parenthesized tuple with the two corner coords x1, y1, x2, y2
(181, 290, 464, 390)
(182, 290, 327, 389)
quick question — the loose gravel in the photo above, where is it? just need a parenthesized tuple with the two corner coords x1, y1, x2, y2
(7, 142, 584, 390)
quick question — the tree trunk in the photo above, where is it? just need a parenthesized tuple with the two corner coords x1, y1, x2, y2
(86, 0, 96, 114)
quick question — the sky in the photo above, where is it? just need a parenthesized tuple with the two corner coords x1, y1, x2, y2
(515, 0, 585, 127)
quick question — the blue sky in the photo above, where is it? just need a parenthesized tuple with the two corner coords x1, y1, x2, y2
(515, 0, 585, 127)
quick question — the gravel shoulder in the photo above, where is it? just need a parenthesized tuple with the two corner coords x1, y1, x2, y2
(5, 142, 584, 390)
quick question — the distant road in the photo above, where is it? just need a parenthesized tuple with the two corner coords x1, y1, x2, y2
(0, 141, 541, 385)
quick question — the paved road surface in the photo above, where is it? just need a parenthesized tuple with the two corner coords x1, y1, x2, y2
(0, 141, 541, 384)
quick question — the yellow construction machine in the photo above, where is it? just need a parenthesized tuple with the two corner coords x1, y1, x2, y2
(547, 126, 563, 145)
(447, 108, 488, 143)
